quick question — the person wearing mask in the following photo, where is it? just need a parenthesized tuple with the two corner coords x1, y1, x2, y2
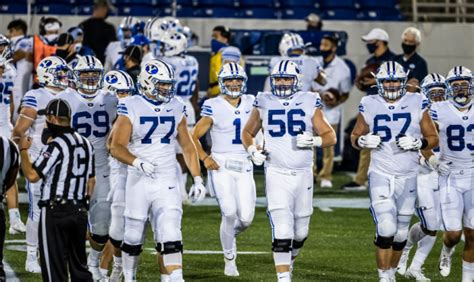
(67, 26, 95, 57)
(394, 27, 428, 92)
(54, 33, 76, 63)
(306, 13, 323, 31)
(208, 25, 231, 98)
(342, 28, 395, 191)
(79, 0, 117, 63)
(312, 34, 352, 188)
(120, 44, 142, 84)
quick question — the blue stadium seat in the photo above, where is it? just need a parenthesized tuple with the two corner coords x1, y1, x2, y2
(113, 0, 158, 5)
(35, 0, 75, 4)
(358, 0, 398, 9)
(177, 5, 198, 17)
(118, 5, 154, 16)
(322, 9, 358, 20)
(279, 0, 316, 8)
(281, 8, 320, 19)
(177, 0, 198, 6)
(0, 4, 27, 13)
(360, 9, 403, 21)
(240, 8, 276, 19)
(35, 4, 74, 15)
(155, 7, 173, 16)
(199, 0, 236, 7)
(76, 5, 93, 15)
(239, 0, 274, 7)
(200, 7, 238, 17)
(320, 0, 355, 9)
(343, 58, 357, 87)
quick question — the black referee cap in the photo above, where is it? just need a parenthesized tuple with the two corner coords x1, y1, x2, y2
(119, 44, 143, 62)
(38, 99, 71, 118)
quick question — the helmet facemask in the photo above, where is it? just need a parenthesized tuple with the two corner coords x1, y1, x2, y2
(76, 70, 102, 94)
(378, 78, 406, 101)
(220, 77, 246, 99)
(426, 86, 446, 103)
(271, 75, 298, 98)
(51, 65, 69, 89)
(448, 79, 472, 108)
(145, 77, 175, 103)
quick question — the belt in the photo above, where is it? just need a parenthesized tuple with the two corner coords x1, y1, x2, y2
(38, 197, 87, 209)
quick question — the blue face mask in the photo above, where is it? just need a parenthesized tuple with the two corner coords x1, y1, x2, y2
(211, 39, 227, 54)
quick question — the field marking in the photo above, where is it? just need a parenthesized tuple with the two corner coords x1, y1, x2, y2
(319, 207, 333, 212)
(4, 261, 20, 281)
(5, 239, 26, 244)
(144, 248, 268, 255)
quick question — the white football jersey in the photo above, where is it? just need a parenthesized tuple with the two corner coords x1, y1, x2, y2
(117, 95, 186, 172)
(104, 41, 124, 72)
(201, 94, 255, 155)
(0, 64, 15, 128)
(21, 87, 61, 155)
(430, 101, 474, 170)
(140, 52, 158, 68)
(255, 91, 322, 170)
(162, 55, 199, 102)
(359, 93, 429, 176)
(267, 55, 321, 92)
(58, 89, 118, 166)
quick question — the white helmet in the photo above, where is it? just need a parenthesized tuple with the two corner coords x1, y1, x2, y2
(36, 56, 69, 89)
(103, 70, 135, 98)
(119, 16, 142, 47)
(138, 59, 175, 103)
(182, 26, 194, 48)
(445, 66, 473, 108)
(279, 33, 305, 57)
(421, 73, 446, 103)
(375, 61, 407, 100)
(0, 34, 12, 60)
(270, 60, 302, 98)
(73, 55, 104, 94)
(145, 17, 168, 42)
(162, 17, 183, 33)
(161, 32, 188, 57)
(218, 62, 247, 98)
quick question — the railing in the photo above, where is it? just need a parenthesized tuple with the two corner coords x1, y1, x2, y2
(411, 0, 474, 22)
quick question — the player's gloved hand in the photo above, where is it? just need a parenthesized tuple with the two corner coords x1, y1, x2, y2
(296, 131, 322, 148)
(132, 158, 155, 178)
(188, 176, 207, 203)
(357, 132, 381, 149)
(247, 145, 267, 166)
(396, 135, 423, 151)
(427, 155, 451, 176)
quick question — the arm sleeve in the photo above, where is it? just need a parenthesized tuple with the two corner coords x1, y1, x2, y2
(200, 100, 214, 120)
(117, 98, 133, 122)
(32, 142, 62, 179)
(21, 90, 38, 110)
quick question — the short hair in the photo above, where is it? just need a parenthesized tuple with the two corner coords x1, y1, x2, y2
(322, 34, 339, 47)
(7, 19, 27, 34)
(402, 27, 421, 44)
(213, 25, 230, 41)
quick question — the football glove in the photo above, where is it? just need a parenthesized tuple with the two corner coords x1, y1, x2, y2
(189, 176, 207, 203)
(247, 145, 267, 166)
(396, 135, 423, 151)
(427, 155, 451, 176)
(296, 131, 322, 148)
(357, 132, 381, 149)
(132, 158, 155, 178)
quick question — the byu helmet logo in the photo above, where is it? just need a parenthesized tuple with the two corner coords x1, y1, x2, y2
(40, 60, 52, 68)
(146, 64, 159, 74)
(106, 74, 118, 84)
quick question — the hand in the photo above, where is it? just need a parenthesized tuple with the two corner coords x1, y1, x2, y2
(428, 155, 451, 176)
(397, 135, 423, 151)
(357, 132, 381, 149)
(132, 158, 155, 178)
(247, 145, 267, 166)
(188, 176, 207, 202)
(203, 156, 220, 170)
(296, 131, 322, 148)
(19, 136, 32, 151)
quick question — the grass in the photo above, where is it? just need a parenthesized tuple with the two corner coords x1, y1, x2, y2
(4, 173, 463, 281)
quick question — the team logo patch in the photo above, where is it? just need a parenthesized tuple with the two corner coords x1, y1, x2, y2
(146, 64, 159, 75)
(88, 103, 94, 107)
(105, 74, 118, 84)
(463, 116, 468, 120)
(283, 102, 289, 106)
(40, 60, 52, 68)
(388, 105, 395, 110)
(154, 108, 160, 112)
(235, 110, 240, 115)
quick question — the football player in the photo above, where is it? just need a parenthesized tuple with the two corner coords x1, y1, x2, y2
(192, 63, 255, 276)
(161, 31, 200, 204)
(242, 60, 336, 282)
(351, 61, 438, 282)
(429, 66, 474, 281)
(12, 56, 69, 273)
(57, 55, 118, 281)
(397, 73, 447, 280)
(142, 17, 168, 66)
(110, 59, 206, 282)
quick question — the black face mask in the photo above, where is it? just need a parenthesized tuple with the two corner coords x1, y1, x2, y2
(42, 121, 74, 144)
(55, 49, 74, 61)
(366, 43, 377, 54)
(401, 43, 416, 55)
(320, 50, 333, 59)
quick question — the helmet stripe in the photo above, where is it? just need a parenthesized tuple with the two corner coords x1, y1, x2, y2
(283, 60, 289, 72)
(278, 60, 284, 72)
(229, 62, 235, 74)
(162, 61, 173, 78)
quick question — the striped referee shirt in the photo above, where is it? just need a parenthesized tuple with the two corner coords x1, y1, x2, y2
(0, 136, 19, 193)
(33, 132, 95, 201)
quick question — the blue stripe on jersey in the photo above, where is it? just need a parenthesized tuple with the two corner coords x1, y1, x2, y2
(358, 103, 364, 113)
(201, 109, 213, 114)
(22, 101, 37, 106)
(421, 100, 429, 110)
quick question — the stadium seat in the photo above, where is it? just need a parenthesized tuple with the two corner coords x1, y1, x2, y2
(358, 0, 398, 9)
(239, 0, 274, 8)
(177, 0, 198, 6)
(281, 8, 320, 19)
(240, 8, 276, 19)
(322, 9, 358, 20)
(279, 0, 316, 8)
(76, 5, 93, 15)
(155, 7, 173, 16)
(199, 0, 236, 7)
(360, 9, 403, 21)
(35, 0, 75, 4)
(177, 5, 198, 17)
(0, 4, 27, 13)
(343, 58, 357, 87)
(118, 5, 155, 16)
(200, 7, 238, 17)
(34, 4, 74, 15)
(320, 0, 355, 9)
(112, 0, 158, 5)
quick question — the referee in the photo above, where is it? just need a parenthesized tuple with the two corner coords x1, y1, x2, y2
(18, 99, 95, 282)
(0, 136, 20, 281)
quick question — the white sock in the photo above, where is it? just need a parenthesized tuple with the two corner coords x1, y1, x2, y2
(442, 243, 455, 256)
(88, 248, 102, 267)
(462, 260, 474, 282)
(291, 247, 301, 259)
(273, 251, 291, 267)
(220, 215, 236, 259)
(169, 268, 183, 281)
(26, 219, 38, 252)
(277, 271, 290, 281)
(113, 255, 123, 267)
(160, 274, 170, 281)
(122, 251, 139, 281)
(8, 208, 20, 223)
(26, 245, 37, 261)
(377, 268, 391, 279)
(407, 222, 426, 249)
(410, 234, 437, 270)
(99, 268, 108, 276)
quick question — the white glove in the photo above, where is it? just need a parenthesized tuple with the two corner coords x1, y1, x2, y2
(357, 132, 381, 149)
(397, 135, 423, 151)
(132, 158, 155, 178)
(247, 145, 267, 166)
(428, 155, 451, 176)
(296, 131, 322, 148)
(188, 176, 207, 203)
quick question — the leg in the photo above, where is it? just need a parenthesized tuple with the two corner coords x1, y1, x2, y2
(292, 170, 314, 262)
(354, 149, 370, 186)
(6, 183, 25, 235)
(318, 124, 337, 187)
(121, 217, 146, 282)
(234, 166, 256, 236)
(25, 180, 42, 273)
(0, 204, 5, 280)
(462, 184, 474, 282)
(68, 208, 93, 282)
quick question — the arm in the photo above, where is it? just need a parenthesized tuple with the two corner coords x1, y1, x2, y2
(350, 113, 371, 150)
(11, 107, 36, 143)
(18, 136, 40, 183)
(191, 116, 219, 170)
(87, 176, 96, 197)
(109, 116, 135, 165)
(3, 141, 19, 190)
(177, 117, 201, 177)
(420, 110, 439, 150)
(242, 108, 262, 150)
(312, 108, 337, 148)
(314, 70, 327, 86)
(191, 79, 200, 118)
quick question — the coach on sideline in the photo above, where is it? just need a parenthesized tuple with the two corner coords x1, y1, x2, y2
(18, 99, 95, 282)
(0, 136, 20, 280)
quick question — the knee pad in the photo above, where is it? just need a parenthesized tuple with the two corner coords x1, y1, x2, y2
(90, 233, 109, 245)
(374, 235, 394, 249)
(123, 218, 146, 246)
(161, 241, 183, 255)
(109, 237, 122, 249)
(272, 239, 292, 253)
(292, 237, 307, 249)
(371, 199, 397, 238)
(121, 242, 142, 256)
(239, 219, 252, 230)
(392, 240, 407, 251)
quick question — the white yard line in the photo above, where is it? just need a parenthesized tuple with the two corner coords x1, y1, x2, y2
(4, 260, 20, 282)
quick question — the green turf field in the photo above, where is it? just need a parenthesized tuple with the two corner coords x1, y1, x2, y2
(4, 173, 464, 281)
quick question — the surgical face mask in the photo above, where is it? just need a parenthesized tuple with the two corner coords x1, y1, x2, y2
(366, 42, 377, 54)
(401, 43, 416, 55)
(211, 39, 227, 54)
(44, 33, 59, 43)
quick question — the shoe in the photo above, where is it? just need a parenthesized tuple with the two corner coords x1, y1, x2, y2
(88, 265, 108, 281)
(109, 263, 123, 282)
(405, 267, 430, 281)
(320, 179, 333, 188)
(277, 272, 291, 282)
(342, 181, 366, 191)
(439, 251, 452, 277)
(397, 248, 410, 275)
(9, 220, 26, 235)
(25, 258, 42, 273)
(224, 256, 239, 277)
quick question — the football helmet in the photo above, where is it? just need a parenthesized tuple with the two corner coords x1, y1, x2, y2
(161, 32, 188, 57)
(36, 56, 69, 89)
(270, 60, 302, 98)
(218, 62, 247, 98)
(138, 59, 175, 103)
(118, 16, 143, 48)
(73, 55, 104, 94)
(279, 33, 305, 57)
(375, 61, 407, 100)
(421, 73, 446, 103)
(103, 70, 135, 98)
(445, 66, 473, 108)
